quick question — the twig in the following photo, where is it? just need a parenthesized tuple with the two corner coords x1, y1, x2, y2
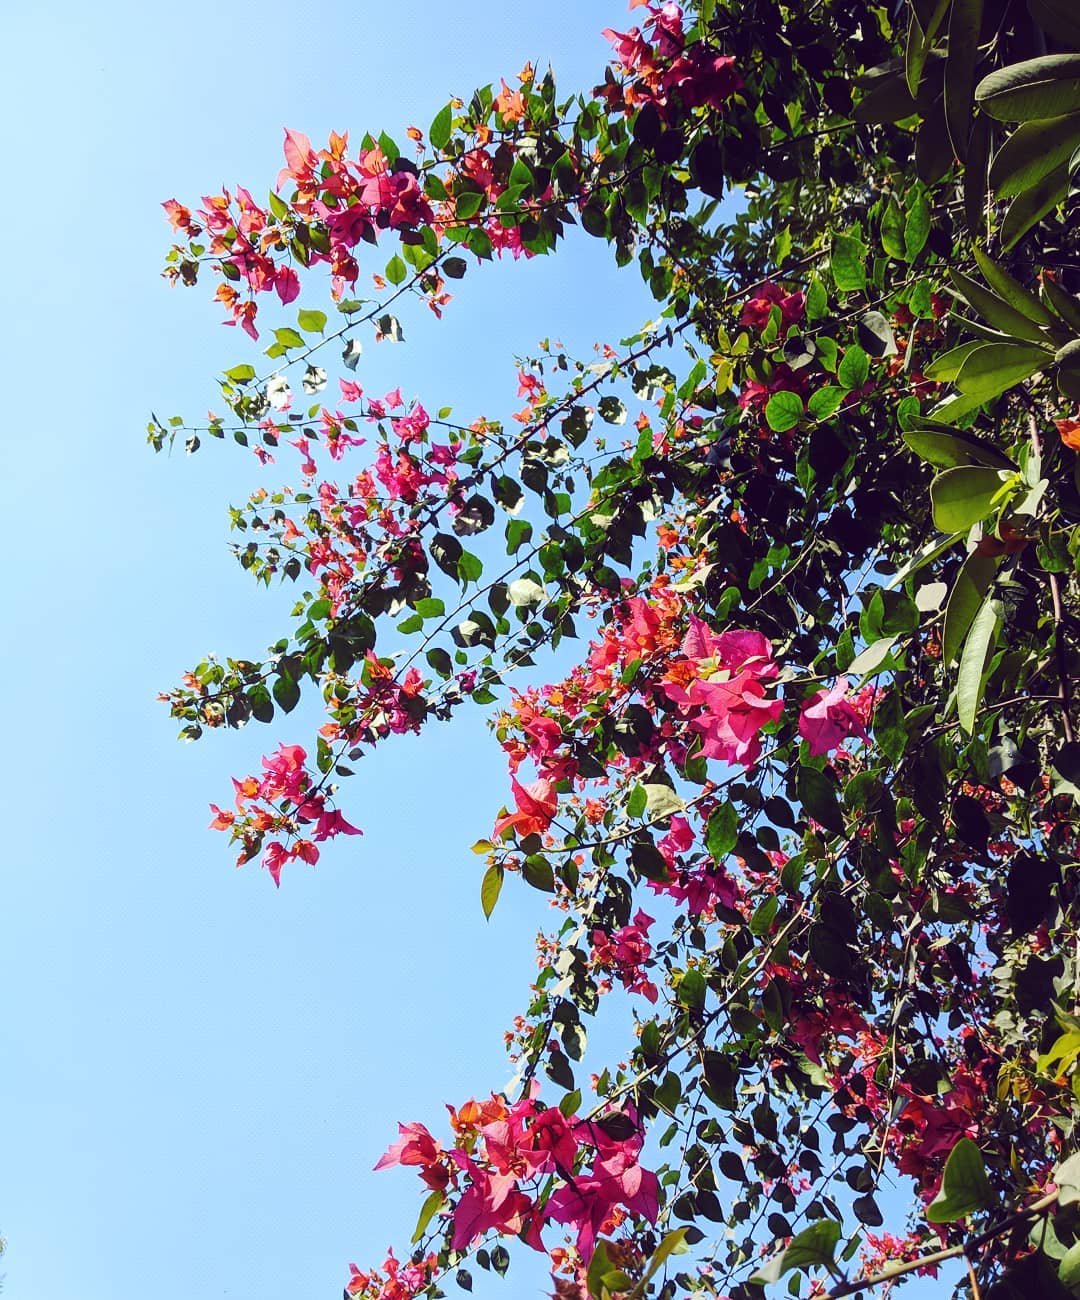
(825, 1190, 1058, 1297)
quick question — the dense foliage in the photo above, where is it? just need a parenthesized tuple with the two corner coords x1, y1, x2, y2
(156, 0, 1080, 1295)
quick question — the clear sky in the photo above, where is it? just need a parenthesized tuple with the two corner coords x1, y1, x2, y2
(0, 3, 951, 1298)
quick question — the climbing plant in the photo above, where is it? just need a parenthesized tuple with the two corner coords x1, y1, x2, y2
(156, 0, 1080, 1294)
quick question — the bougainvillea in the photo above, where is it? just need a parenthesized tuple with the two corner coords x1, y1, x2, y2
(156, 0, 1080, 1296)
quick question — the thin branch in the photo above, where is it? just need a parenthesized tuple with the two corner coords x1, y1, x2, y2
(825, 1190, 1058, 1298)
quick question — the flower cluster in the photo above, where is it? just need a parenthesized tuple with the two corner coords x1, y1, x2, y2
(373, 1089, 659, 1266)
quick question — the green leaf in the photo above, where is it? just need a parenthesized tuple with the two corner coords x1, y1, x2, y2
(224, 363, 257, 383)
(1055, 1152, 1080, 1207)
(751, 1220, 842, 1285)
(943, 551, 1000, 665)
(957, 596, 1002, 735)
(930, 465, 1009, 531)
(948, 269, 1055, 344)
(975, 54, 1080, 122)
(796, 765, 844, 834)
(924, 341, 984, 382)
(905, 187, 932, 261)
(705, 802, 737, 861)
(945, 0, 984, 161)
(385, 255, 407, 286)
(1059, 1241, 1080, 1290)
(765, 390, 804, 432)
(429, 103, 453, 151)
(881, 197, 906, 259)
(988, 112, 1080, 200)
(926, 1138, 994, 1221)
(412, 1190, 445, 1243)
(297, 308, 327, 334)
(954, 341, 1051, 398)
(481, 864, 503, 920)
(807, 386, 845, 419)
(272, 673, 300, 713)
(598, 396, 627, 425)
(805, 275, 828, 321)
(274, 327, 305, 350)
(971, 248, 1057, 326)
(838, 344, 870, 390)
(1044, 278, 1080, 333)
(1001, 161, 1071, 251)
(644, 784, 685, 818)
(848, 635, 899, 676)
(627, 785, 648, 819)
(902, 423, 1019, 470)
(832, 232, 867, 292)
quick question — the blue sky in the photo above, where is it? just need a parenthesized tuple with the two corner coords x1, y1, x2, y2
(0, 3, 952, 1298)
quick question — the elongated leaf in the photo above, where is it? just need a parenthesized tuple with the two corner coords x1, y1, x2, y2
(924, 340, 983, 382)
(902, 424, 1018, 469)
(832, 233, 868, 292)
(988, 112, 1080, 200)
(906, 0, 950, 97)
(854, 72, 918, 123)
(975, 54, 1080, 121)
(972, 248, 1057, 326)
(904, 187, 932, 260)
(917, 95, 954, 183)
(927, 1138, 994, 1220)
(948, 269, 1053, 344)
(881, 196, 906, 259)
(1001, 162, 1071, 250)
(954, 341, 1051, 397)
(957, 596, 1001, 735)
(1044, 277, 1080, 333)
(945, 0, 984, 161)
(965, 113, 992, 237)
(481, 864, 503, 919)
(930, 465, 1009, 531)
(943, 550, 1000, 664)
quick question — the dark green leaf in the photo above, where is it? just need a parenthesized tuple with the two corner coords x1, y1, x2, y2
(926, 1138, 994, 1221)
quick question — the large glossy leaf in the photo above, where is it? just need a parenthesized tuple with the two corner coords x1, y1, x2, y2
(943, 550, 1000, 664)
(988, 112, 1080, 199)
(1001, 161, 1071, 250)
(930, 465, 1010, 531)
(945, 0, 984, 161)
(924, 340, 984, 382)
(972, 248, 1057, 326)
(964, 113, 991, 237)
(1044, 277, 1080, 333)
(948, 268, 1054, 344)
(957, 596, 1002, 735)
(975, 55, 1080, 122)
(903, 423, 1017, 470)
(954, 341, 1052, 397)
(854, 70, 918, 122)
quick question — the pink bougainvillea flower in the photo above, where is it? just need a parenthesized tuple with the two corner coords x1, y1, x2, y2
(798, 677, 870, 756)
(274, 266, 300, 305)
(493, 777, 558, 840)
(740, 281, 806, 336)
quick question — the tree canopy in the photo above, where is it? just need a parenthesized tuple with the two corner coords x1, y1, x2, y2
(156, 0, 1080, 1295)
